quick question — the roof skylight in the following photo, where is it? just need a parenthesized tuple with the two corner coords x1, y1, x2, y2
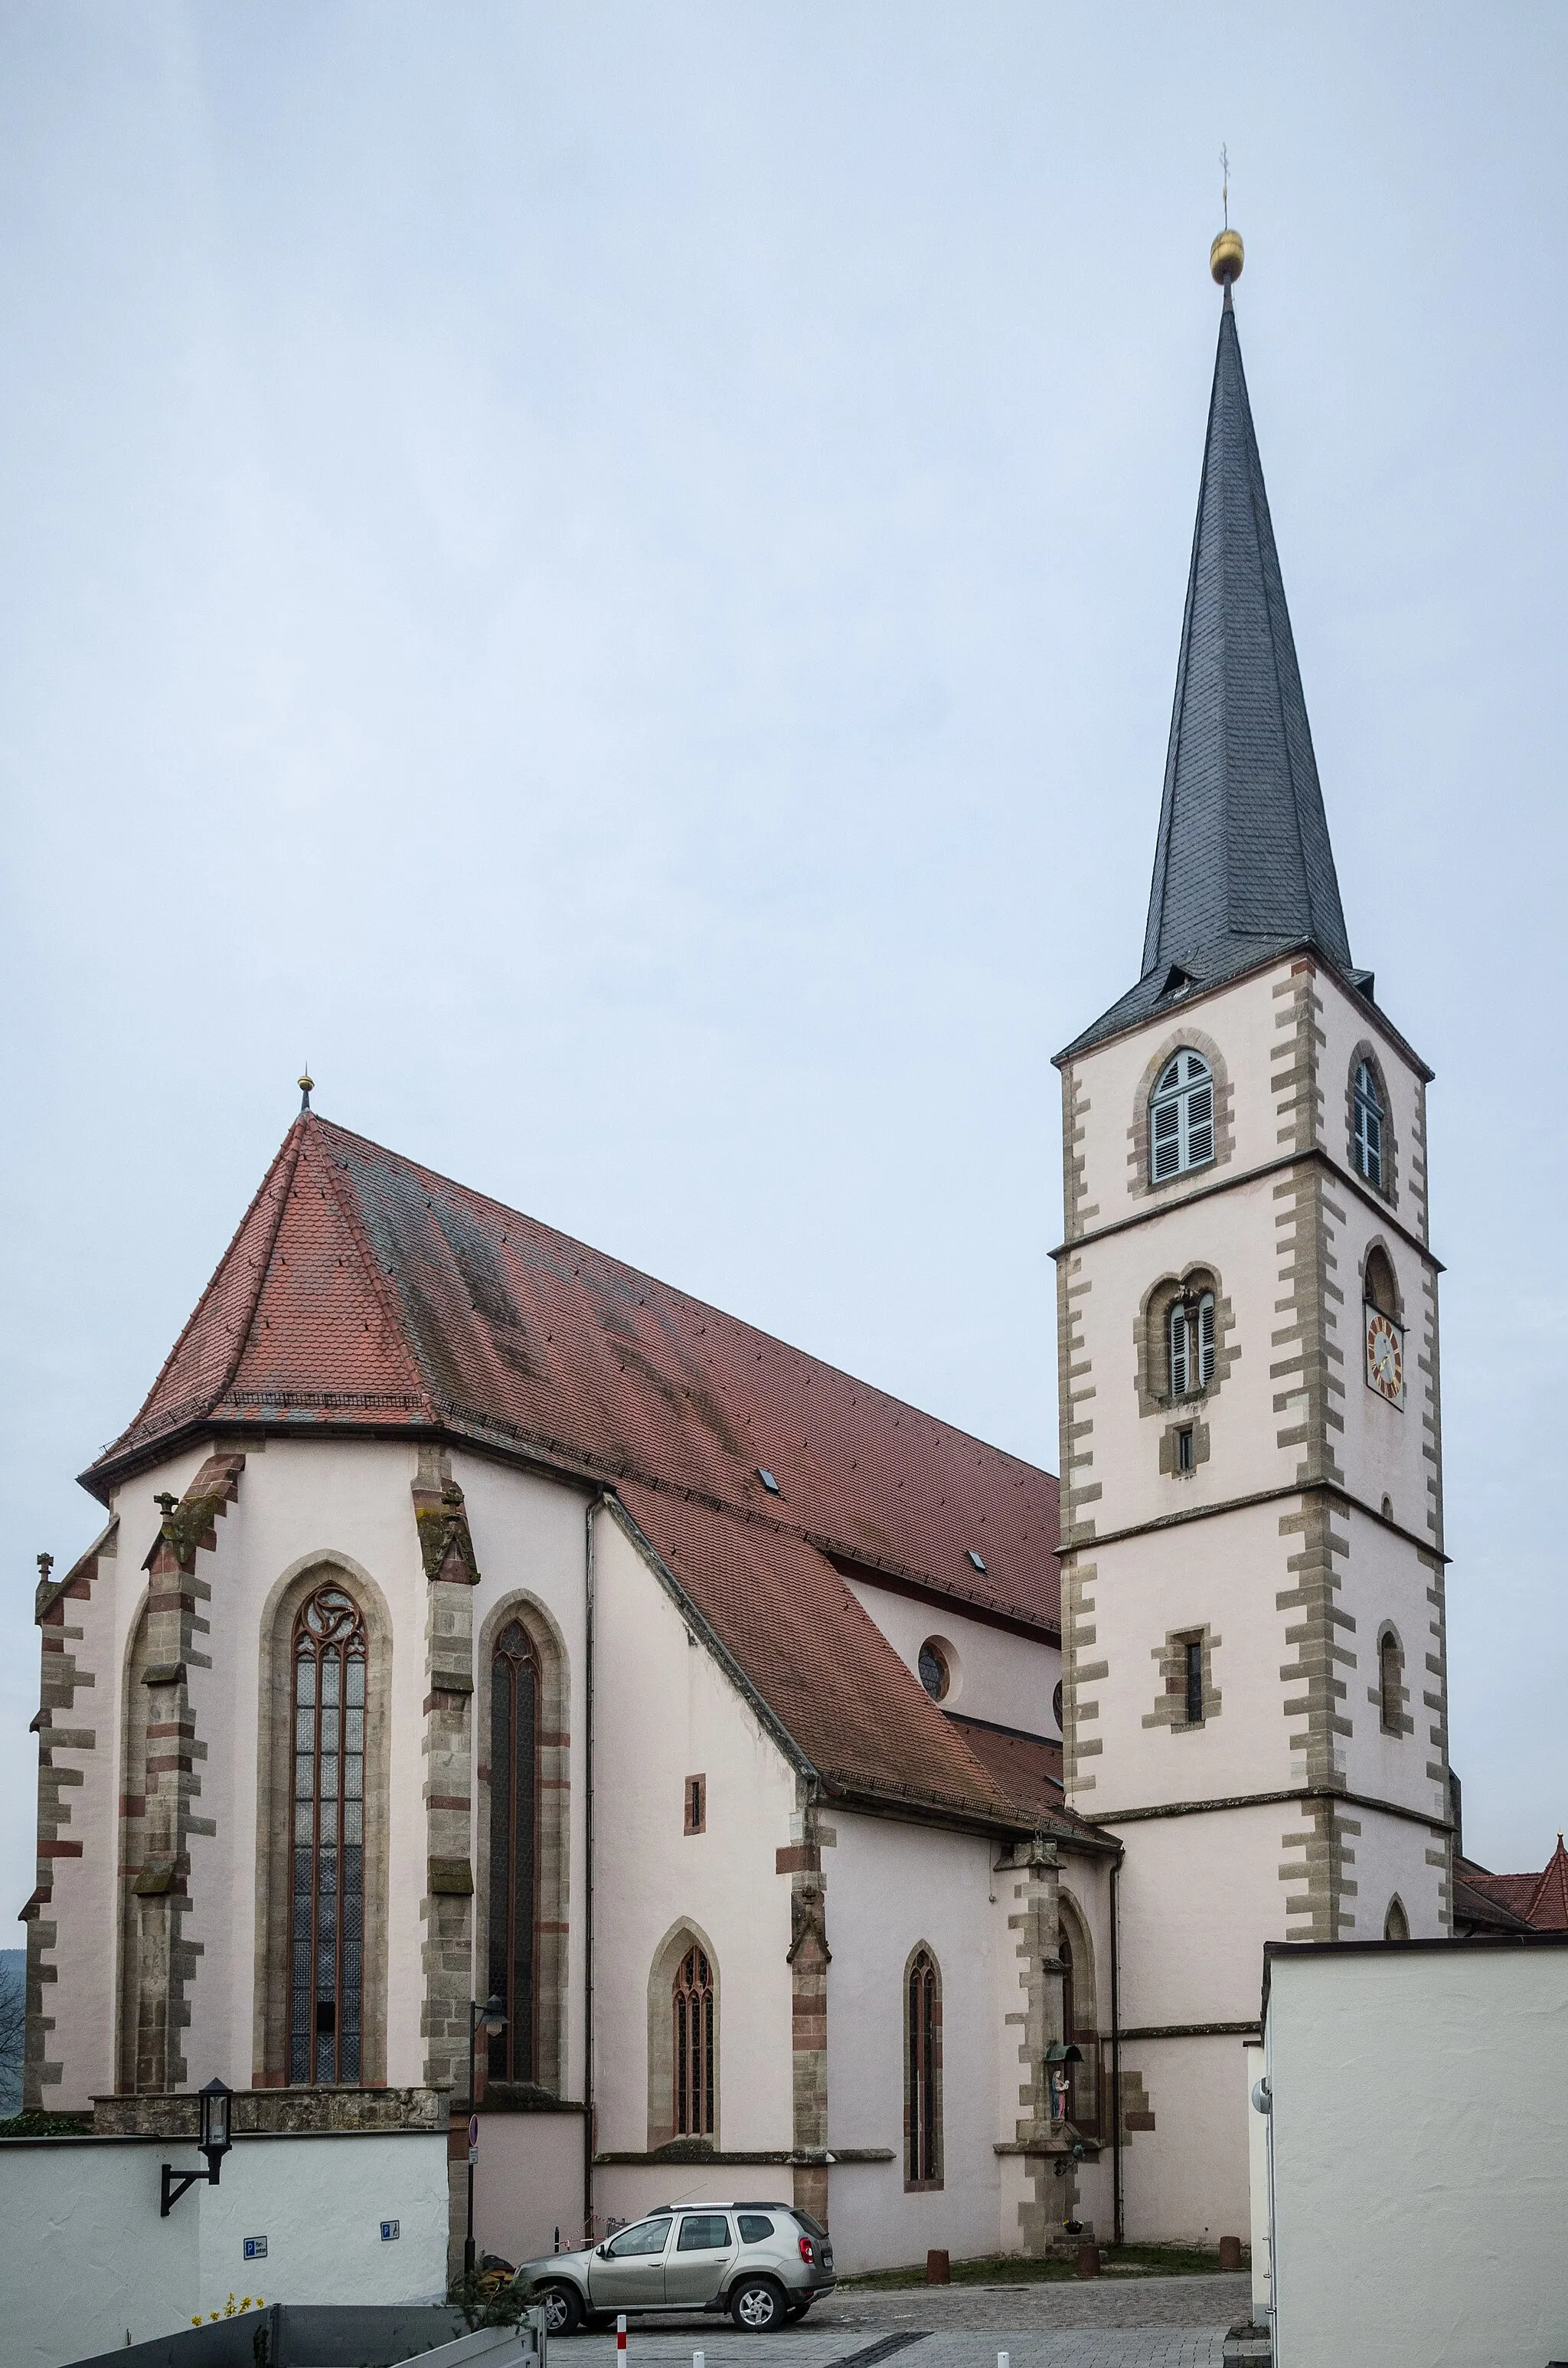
(966, 1548, 987, 1572)
(757, 1467, 781, 1495)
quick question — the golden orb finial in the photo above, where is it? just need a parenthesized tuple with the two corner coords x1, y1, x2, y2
(298, 1068, 315, 1114)
(1210, 227, 1244, 287)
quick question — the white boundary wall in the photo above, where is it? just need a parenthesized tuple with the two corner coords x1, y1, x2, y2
(1260, 1938, 1568, 2368)
(0, 2131, 447, 2368)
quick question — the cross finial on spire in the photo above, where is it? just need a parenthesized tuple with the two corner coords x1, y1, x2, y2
(299, 1068, 314, 1114)
(1220, 143, 1230, 231)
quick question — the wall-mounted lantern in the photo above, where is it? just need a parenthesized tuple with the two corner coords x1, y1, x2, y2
(161, 2078, 234, 2216)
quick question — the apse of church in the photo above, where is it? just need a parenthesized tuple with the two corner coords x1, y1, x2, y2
(23, 231, 1452, 2266)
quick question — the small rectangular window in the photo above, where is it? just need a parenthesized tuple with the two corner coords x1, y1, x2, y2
(1184, 1639, 1204, 1726)
(684, 1774, 707, 1835)
(1176, 1425, 1194, 1473)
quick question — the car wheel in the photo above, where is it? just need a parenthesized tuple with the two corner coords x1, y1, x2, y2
(730, 2278, 786, 2332)
(536, 2282, 584, 2337)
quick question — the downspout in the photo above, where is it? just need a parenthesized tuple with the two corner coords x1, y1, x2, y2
(1109, 1852, 1123, 2249)
(582, 1490, 605, 2242)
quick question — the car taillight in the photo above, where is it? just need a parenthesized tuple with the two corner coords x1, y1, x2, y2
(798, 2236, 815, 2264)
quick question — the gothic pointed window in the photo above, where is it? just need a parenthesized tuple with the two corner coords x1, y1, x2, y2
(673, 1944, 715, 2138)
(905, 1946, 941, 2187)
(1168, 1290, 1217, 1398)
(1150, 1049, 1214, 1181)
(488, 1620, 539, 2082)
(289, 1584, 367, 2085)
(1352, 1059, 1385, 1189)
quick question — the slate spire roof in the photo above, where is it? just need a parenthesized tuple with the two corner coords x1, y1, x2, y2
(1061, 285, 1362, 1060)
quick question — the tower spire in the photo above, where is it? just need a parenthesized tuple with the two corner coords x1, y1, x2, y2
(1142, 237, 1351, 987)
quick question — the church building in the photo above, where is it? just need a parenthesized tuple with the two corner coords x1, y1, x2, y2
(22, 232, 1452, 2270)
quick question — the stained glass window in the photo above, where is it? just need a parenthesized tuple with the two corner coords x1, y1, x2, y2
(488, 1621, 538, 2082)
(288, 1585, 367, 2085)
(906, 1948, 939, 2183)
(673, 1944, 715, 2137)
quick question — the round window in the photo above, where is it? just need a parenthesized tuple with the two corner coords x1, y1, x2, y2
(917, 1641, 949, 1701)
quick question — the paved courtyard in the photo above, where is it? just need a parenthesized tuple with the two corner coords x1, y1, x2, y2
(567, 2273, 1253, 2368)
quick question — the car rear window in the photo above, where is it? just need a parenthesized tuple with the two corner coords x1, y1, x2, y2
(791, 2209, 828, 2240)
(737, 2214, 774, 2242)
(676, 2214, 732, 2252)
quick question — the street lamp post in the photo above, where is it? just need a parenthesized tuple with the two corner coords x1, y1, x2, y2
(465, 1994, 508, 2277)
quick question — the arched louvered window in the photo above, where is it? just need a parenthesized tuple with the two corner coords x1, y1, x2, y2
(488, 1621, 539, 2082)
(1379, 1630, 1403, 1736)
(1168, 1290, 1216, 1398)
(673, 1944, 715, 2138)
(1150, 1050, 1214, 1181)
(1384, 1896, 1410, 1942)
(289, 1584, 368, 2085)
(1353, 1060, 1385, 1189)
(905, 1947, 941, 2186)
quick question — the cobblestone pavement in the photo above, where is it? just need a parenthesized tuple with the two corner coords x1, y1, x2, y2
(566, 2274, 1250, 2368)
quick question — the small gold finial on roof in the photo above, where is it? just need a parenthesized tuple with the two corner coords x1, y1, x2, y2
(299, 1068, 315, 1114)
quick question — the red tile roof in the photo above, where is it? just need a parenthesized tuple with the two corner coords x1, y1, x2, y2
(1454, 1839, 1568, 1934)
(89, 1113, 1070, 1836)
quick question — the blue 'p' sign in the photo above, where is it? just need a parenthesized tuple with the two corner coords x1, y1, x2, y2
(381, 2220, 400, 2242)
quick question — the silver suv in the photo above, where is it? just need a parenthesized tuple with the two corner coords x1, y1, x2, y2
(517, 2201, 835, 2334)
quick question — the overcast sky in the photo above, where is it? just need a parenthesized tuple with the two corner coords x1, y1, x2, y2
(2, 5, 1565, 1919)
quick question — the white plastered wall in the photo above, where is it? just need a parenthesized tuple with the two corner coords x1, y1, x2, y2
(0, 2129, 447, 2366)
(1265, 1944, 1568, 2368)
(824, 1808, 1001, 2267)
(843, 1581, 1061, 1738)
(589, 1513, 797, 2209)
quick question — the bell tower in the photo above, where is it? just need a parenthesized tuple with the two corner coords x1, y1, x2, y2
(1054, 232, 1451, 2241)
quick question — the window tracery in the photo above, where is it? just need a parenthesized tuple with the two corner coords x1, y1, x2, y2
(904, 1945, 941, 2186)
(288, 1583, 367, 2085)
(673, 1943, 715, 2138)
(1168, 1290, 1217, 1398)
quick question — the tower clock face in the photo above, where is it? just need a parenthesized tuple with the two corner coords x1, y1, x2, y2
(1365, 1309, 1403, 1405)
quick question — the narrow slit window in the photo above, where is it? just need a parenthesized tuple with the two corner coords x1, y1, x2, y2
(1176, 1424, 1194, 1473)
(1184, 1638, 1204, 1726)
(1380, 1633, 1403, 1735)
(684, 1774, 707, 1835)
